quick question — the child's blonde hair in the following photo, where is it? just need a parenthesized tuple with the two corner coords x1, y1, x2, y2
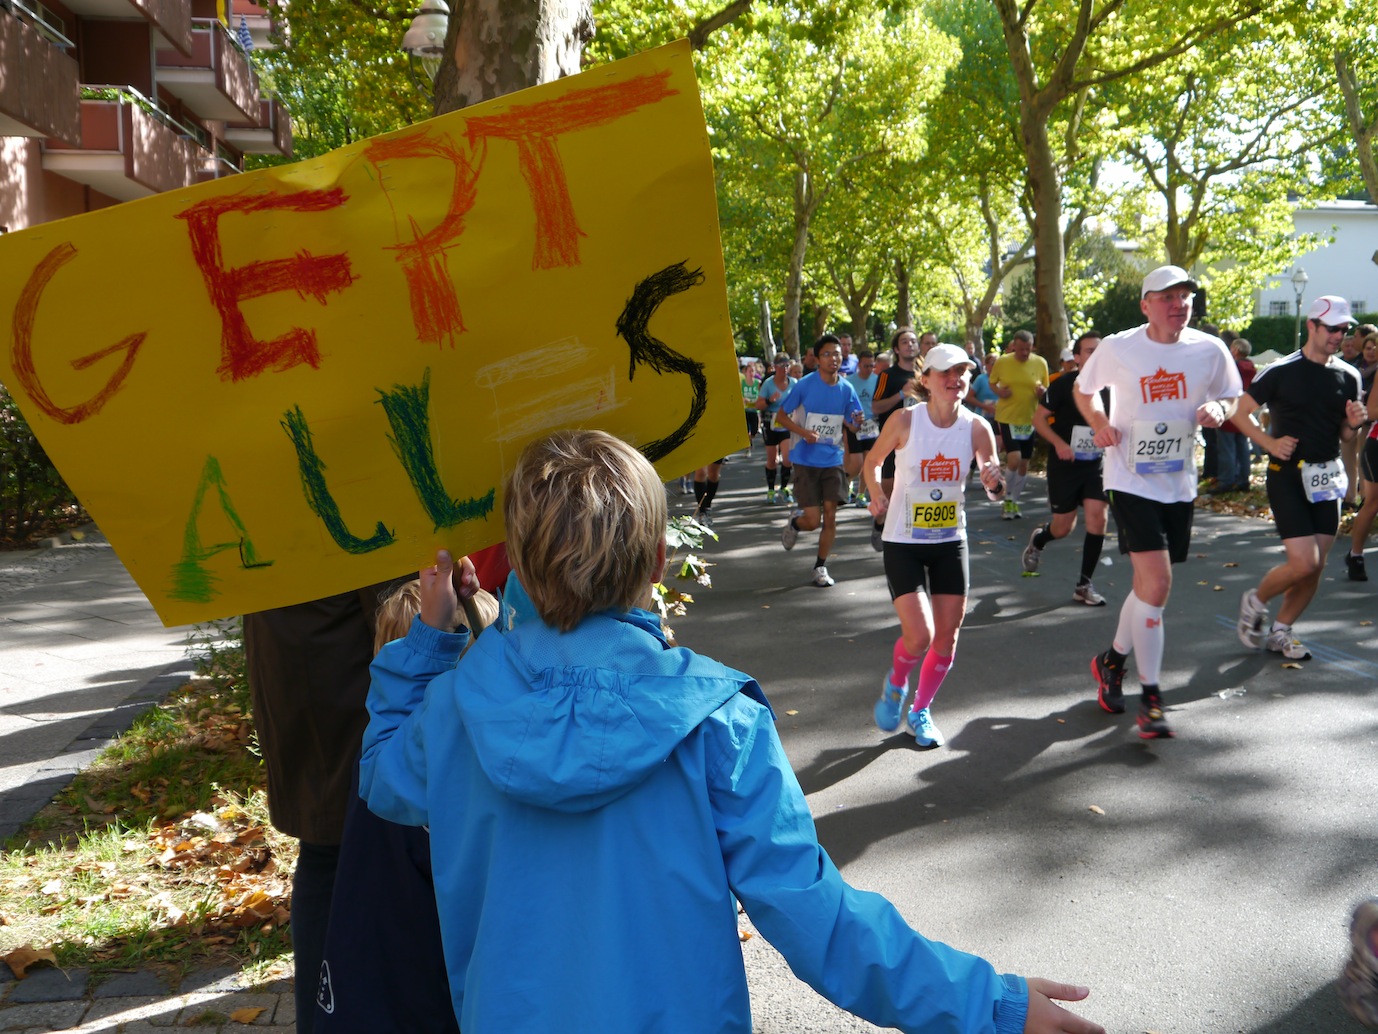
(504, 429, 666, 632)
(374, 579, 499, 654)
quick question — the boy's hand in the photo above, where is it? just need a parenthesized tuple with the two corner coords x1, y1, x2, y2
(419, 550, 477, 632)
(1023, 979, 1104, 1033)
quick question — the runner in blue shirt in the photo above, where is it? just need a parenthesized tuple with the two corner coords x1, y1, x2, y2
(775, 335, 864, 587)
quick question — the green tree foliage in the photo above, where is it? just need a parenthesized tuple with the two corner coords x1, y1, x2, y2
(0, 385, 83, 544)
(254, 0, 428, 162)
(708, 6, 954, 356)
(988, 0, 1301, 354)
(1106, 22, 1338, 325)
(1320, 0, 1378, 204)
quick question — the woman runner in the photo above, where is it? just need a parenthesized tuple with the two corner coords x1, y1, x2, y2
(864, 344, 1006, 746)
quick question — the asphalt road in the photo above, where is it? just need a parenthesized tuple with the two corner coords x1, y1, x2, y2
(670, 450, 1377, 1034)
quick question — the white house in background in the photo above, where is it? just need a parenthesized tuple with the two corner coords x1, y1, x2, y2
(1255, 200, 1378, 318)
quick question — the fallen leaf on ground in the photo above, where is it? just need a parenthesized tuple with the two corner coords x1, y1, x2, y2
(738, 929, 753, 942)
(1223, 562, 1238, 568)
(1088, 805, 1105, 815)
(784, 710, 798, 716)
(2, 946, 57, 979)
(1212, 585, 1223, 591)
(230, 1007, 267, 1023)
(1282, 662, 1303, 670)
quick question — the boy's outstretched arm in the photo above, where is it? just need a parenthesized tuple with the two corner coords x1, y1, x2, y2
(1023, 980, 1103, 1033)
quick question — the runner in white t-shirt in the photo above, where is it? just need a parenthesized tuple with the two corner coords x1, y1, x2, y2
(1074, 265, 1242, 739)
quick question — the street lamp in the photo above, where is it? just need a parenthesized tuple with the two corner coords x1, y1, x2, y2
(401, 0, 450, 91)
(1291, 266, 1308, 349)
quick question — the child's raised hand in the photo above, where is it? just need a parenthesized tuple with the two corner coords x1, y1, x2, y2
(419, 550, 462, 632)
(1023, 978, 1104, 1034)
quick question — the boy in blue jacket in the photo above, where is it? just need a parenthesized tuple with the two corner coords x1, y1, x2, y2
(360, 429, 1103, 1034)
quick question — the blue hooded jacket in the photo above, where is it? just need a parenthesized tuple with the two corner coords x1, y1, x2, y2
(360, 575, 1028, 1033)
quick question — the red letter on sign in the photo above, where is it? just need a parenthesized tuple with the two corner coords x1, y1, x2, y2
(176, 190, 356, 382)
(465, 72, 678, 270)
(365, 133, 480, 347)
(10, 242, 146, 425)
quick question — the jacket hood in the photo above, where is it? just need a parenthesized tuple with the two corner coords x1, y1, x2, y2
(452, 574, 765, 813)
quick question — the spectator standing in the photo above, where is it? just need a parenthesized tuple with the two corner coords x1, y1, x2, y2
(1212, 338, 1257, 494)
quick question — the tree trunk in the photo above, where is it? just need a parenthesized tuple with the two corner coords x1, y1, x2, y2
(781, 168, 815, 358)
(758, 294, 776, 360)
(1022, 110, 1070, 361)
(1336, 51, 1378, 212)
(964, 311, 985, 350)
(432, 0, 595, 114)
(893, 256, 911, 329)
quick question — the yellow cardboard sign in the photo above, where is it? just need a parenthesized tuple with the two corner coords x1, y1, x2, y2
(0, 40, 742, 626)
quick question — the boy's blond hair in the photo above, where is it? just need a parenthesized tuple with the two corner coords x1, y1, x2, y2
(374, 579, 499, 654)
(504, 429, 666, 632)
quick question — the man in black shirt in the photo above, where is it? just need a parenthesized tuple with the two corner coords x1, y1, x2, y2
(1023, 331, 1109, 606)
(1233, 295, 1367, 660)
(867, 326, 919, 550)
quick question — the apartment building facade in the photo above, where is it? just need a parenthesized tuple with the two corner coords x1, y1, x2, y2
(0, 0, 290, 234)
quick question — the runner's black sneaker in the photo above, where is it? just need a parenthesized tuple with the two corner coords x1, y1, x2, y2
(1136, 695, 1173, 739)
(1091, 651, 1125, 714)
(1347, 553, 1368, 582)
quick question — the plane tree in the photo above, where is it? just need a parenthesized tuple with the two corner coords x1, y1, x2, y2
(988, 0, 1302, 353)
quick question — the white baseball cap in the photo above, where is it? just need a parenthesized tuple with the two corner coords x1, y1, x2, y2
(922, 343, 980, 373)
(1306, 295, 1356, 326)
(1141, 265, 1199, 297)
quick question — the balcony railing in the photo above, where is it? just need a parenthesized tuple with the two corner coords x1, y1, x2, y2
(0, 0, 73, 48)
(43, 85, 206, 201)
(155, 17, 259, 122)
(224, 95, 292, 157)
(55, 0, 192, 57)
(0, 0, 79, 143)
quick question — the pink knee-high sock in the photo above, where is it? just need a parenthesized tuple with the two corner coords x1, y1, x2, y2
(889, 639, 922, 688)
(912, 651, 954, 712)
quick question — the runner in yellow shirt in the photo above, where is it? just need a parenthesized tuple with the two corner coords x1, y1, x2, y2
(989, 330, 1049, 519)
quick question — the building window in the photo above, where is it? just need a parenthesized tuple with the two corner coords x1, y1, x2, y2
(1268, 301, 1289, 317)
(1353, 300, 1367, 314)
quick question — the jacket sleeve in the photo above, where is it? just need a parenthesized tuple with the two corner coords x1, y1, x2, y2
(358, 616, 467, 828)
(705, 697, 1028, 1034)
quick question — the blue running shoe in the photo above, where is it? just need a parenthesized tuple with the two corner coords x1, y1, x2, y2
(905, 707, 944, 748)
(874, 676, 905, 732)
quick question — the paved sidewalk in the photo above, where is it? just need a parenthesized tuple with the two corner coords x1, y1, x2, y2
(0, 528, 194, 842)
(0, 529, 296, 1032)
(0, 965, 294, 1033)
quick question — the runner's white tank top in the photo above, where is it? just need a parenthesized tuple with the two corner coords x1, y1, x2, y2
(882, 405, 976, 546)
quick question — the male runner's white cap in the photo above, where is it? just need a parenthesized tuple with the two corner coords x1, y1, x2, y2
(1141, 265, 1199, 297)
(1306, 296, 1356, 326)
